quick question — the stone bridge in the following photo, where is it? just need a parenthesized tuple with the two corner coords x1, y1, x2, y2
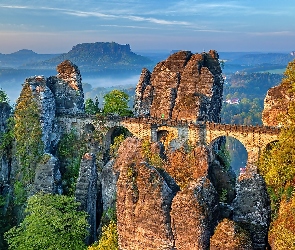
(57, 115, 280, 170)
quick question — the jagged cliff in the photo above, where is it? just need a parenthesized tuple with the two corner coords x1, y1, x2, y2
(0, 51, 279, 250)
(134, 50, 224, 122)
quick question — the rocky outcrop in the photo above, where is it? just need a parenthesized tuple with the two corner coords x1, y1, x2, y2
(133, 68, 152, 117)
(34, 154, 61, 194)
(134, 50, 223, 122)
(101, 159, 119, 212)
(164, 146, 210, 189)
(232, 174, 271, 250)
(24, 76, 56, 152)
(47, 60, 84, 116)
(115, 138, 177, 250)
(262, 81, 294, 127)
(209, 157, 236, 205)
(210, 218, 252, 249)
(75, 153, 98, 245)
(171, 177, 219, 250)
(0, 102, 12, 187)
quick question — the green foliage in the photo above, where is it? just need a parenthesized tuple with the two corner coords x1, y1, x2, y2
(0, 200, 14, 250)
(221, 72, 282, 125)
(219, 188, 228, 203)
(103, 89, 133, 117)
(0, 117, 15, 158)
(0, 89, 9, 103)
(57, 129, 87, 195)
(217, 144, 231, 171)
(221, 97, 263, 125)
(85, 97, 100, 115)
(5, 193, 89, 250)
(13, 181, 27, 206)
(14, 83, 44, 184)
(141, 140, 163, 167)
(110, 134, 125, 158)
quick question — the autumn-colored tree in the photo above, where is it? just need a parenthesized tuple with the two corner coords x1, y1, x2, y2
(14, 83, 43, 184)
(259, 59, 295, 247)
(259, 60, 295, 214)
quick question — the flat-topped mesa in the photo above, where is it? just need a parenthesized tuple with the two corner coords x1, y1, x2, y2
(134, 50, 224, 122)
(47, 60, 85, 115)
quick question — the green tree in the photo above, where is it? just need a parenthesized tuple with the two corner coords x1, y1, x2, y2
(103, 90, 132, 117)
(5, 193, 89, 250)
(0, 89, 9, 103)
(85, 97, 100, 115)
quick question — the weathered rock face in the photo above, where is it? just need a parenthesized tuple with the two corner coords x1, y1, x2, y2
(24, 76, 56, 153)
(133, 68, 152, 117)
(75, 153, 98, 245)
(34, 154, 61, 194)
(47, 60, 84, 115)
(115, 138, 177, 250)
(134, 50, 223, 122)
(232, 173, 271, 250)
(208, 157, 236, 205)
(0, 102, 12, 202)
(210, 218, 253, 250)
(164, 145, 210, 188)
(262, 81, 293, 127)
(171, 177, 219, 250)
(101, 159, 119, 212)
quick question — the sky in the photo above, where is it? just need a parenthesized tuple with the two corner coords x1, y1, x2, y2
(0, 0, 295, 54)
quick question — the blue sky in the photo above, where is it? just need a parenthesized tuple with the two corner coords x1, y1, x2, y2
(0, 0, 294, 53)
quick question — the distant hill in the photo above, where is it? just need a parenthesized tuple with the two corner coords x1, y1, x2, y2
(228, 53, 294, 65)
(219, 52, 294, 73)
(22, 42, 153, 71)
(0, 49, 59, 68)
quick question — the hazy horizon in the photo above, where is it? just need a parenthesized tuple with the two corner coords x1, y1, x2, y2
(0, 1, 294, 54)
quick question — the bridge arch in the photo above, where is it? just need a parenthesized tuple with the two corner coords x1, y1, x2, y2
(103, 126, 133, 152)
(210, 136, 248, 174)
(206, 123, 280, 169)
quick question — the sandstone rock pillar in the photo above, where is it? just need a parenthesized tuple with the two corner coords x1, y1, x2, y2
(75, 153, 98, 245)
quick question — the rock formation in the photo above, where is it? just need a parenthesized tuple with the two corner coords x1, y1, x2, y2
(75, 153, 98, 244)
(0, 102, 12, 207)
(134, 50, 223, 122)
(47, 60, 84, 116)
(115, 138, 177, 250)
(34, 154, 61, 194)
(232, 174, 271, 249)
(262, 80, 293, 126)
(210, 218, 252, 249)
(171, 178, 219, 250)
(23, 75, 56, 152)
(0, 51, 280, 249)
